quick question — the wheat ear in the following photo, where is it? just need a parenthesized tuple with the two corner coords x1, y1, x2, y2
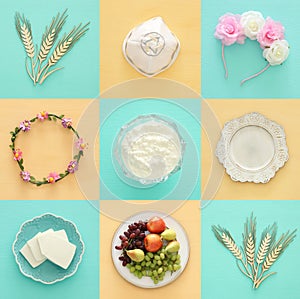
(262, 245, 282, 272)
(243, 213, 256, 268)
(15, 13, 36, 82)
(256, 233, 272, 265)
(245, 233, 255, 265)
(39, 22, 89, 84)
(222, 233, 243, 260)
(36, 10, 68, 82)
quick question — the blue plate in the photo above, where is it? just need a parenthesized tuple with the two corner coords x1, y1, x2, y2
(12, 213, 85, 284)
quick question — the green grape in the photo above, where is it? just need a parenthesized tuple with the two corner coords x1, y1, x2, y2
(135, 265, 142, 270)
(147, 252, 154, 258)
(130, 266, 135, 273)
(157, 267, 163, 274)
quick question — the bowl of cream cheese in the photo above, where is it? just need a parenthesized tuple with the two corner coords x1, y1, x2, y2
(113, 114, 185, 186)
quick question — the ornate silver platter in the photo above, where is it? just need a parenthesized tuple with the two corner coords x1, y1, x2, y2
(216, 112, 288, 183)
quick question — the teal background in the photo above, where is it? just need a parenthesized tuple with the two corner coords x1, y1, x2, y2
(202, 200, 300, 299)
(100, 98, 200, 200)
(202, 1, 299, 98)
(0, 1, 99, 98)
(0, 200, 99, 299)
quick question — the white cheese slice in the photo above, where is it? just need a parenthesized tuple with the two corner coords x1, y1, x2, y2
(27, 229, 54, 262)
(54, 229, 69, 241)
(20, 243, 45, 268)
(38, 235, 76, 269)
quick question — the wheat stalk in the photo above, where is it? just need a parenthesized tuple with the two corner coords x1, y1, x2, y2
(39, 22, 89, 84)
(37, 10, 67, 64)
(256, 233, 272, 265)
(35, 10, 68, 83)
(246, 233, 255, 265)
(262, 245, 282, 272)
(222, 233, 243, 260)
(243, 213, 256, 267)
(15, 13, 36, 82)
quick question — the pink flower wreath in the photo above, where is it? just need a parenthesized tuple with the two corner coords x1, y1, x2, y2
(10, 112, 88, 186)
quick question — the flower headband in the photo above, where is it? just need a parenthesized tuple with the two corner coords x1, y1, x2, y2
(215, 11, 289, 85)
(10, 112, 87, 186)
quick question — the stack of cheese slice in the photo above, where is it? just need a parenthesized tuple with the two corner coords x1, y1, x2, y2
(20, 229, 77, 270)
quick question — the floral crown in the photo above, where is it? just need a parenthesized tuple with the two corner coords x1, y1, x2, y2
(215, 11, 289, 85)
(10, 112, 88, 186)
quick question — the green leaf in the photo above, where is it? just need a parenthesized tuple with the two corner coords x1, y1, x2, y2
(53, 117, 57, 122)
(59, 173, 64, 178)
(20, 165, 24, 171)
(73, 155, 78, 159)
(30, 176, 35, 181)
(59, 114, 64, 118)
(48, 116, 52, 121)
(36, 182, 42, 187)
(10, 131, 15, 135)
(31, 118, 36, 123)
(15, 127, 19, 133)
(9, 144, 13, 149)
(19, 158, 24, 165)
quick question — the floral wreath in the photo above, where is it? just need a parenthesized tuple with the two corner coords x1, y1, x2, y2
(9, 112, 87, 186)
(215, 11, 289, 85)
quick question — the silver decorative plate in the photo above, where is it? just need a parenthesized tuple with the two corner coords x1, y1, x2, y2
(216, 112, 288, 183)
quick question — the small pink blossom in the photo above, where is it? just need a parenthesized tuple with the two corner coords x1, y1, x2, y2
(257, 17, 284, 48)
(215, 13, 246, 46)
(67, 160, 78, 173)
(75, 138, 88, 150)
(20, 171, 31, 182)
(20, 120, 31, 132)
(13, 149, 22, 161)
(47, 172, 60, 184)
(62, 117, 72, 128)
(37, 111, 48, 121)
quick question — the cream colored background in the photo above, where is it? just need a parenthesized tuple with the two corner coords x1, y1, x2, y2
(100, 200, 200, 299)
(202, 100, 300, 199)
(100, 0, 200, 93)
(0, 100, 96, 200)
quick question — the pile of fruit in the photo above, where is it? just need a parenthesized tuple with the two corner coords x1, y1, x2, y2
(115, 216, 181, 284)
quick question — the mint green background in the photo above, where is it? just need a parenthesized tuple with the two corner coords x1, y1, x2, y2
(0, 1, 99, 98)
(202, 200, 300, 298)
(100, 99, 200, 200)
(202, 1, 298, 98)
(0, 200, 99, 299)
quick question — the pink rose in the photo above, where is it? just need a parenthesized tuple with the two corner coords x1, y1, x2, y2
(215, 13, 246, 46)
(257, 17, 284, 48)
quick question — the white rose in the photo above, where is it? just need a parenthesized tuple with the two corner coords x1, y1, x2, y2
(240, 11, 265, 40)
(263, 40, 289, 66)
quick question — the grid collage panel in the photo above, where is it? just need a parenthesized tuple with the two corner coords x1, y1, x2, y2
(0, 0, 100, 298)
(201, 1, 300, 299)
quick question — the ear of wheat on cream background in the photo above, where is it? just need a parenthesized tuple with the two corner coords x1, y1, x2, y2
(212, 214, 296, 289)
(15, 10, 89, 85)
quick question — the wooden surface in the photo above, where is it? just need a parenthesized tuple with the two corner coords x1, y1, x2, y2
(0, 99, 97, 200)
(100, 0, 200, 94)
(202, 99, 300, 199)
(100, 200, 200, 299)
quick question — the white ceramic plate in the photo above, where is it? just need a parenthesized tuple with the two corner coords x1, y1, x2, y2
(216, 112, 288, 183)
(111, 211, 189, 288)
